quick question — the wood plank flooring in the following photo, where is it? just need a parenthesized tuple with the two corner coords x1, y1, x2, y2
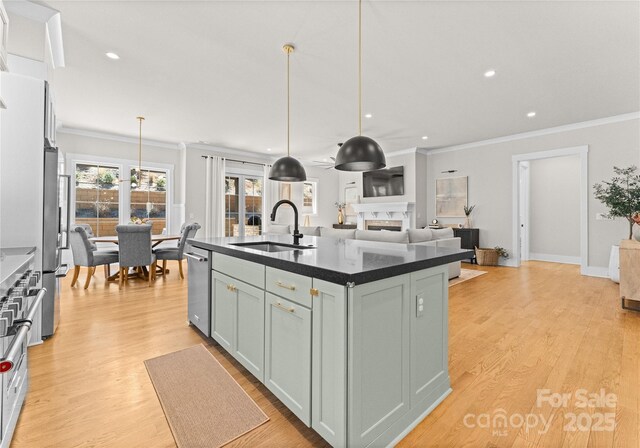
(10, 261, 640, 447)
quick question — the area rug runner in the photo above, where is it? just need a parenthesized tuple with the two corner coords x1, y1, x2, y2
(145, 344, 268, 448)
(449, 268, 487, 286)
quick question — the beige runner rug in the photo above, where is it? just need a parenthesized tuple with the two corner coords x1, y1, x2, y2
(145, 344, 269, 448)
(449, 268, 488, 286)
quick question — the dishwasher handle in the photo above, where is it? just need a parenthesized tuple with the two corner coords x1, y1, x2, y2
(0, 288, 46, 374)
(184, 252, 207, 262)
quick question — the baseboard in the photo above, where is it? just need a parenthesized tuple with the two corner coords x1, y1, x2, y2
(581, 266, 609, 278)
(529, 253, 581, 265)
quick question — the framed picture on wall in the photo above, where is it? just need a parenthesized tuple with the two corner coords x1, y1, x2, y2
(436, 176, 468, 217)
(279, 182, 291, 201)
(344, 186, 358, 218)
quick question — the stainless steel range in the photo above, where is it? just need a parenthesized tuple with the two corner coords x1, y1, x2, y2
(0, 247, 45, 448)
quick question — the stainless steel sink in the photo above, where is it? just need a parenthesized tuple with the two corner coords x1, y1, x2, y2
(230, 241, 316, 253)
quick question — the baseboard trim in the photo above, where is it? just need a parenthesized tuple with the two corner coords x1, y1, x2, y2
(529, 253, 581, 265)
(582, 266, 609, 278)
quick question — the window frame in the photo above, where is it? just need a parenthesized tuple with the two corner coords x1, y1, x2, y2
(67, 153, 174, 235)
(225, 165, 264, 237)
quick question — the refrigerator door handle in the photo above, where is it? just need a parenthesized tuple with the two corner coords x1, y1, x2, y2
(60, 174, 71, 249)
(55, 264, 69, 278)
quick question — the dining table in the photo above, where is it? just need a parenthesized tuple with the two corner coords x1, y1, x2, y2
(90, 234, 181, 281)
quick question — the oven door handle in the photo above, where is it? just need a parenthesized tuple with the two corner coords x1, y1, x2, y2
(0, 288, 46, 374)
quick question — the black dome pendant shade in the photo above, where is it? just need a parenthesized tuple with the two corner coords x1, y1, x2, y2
(269, 44, 307, 182)
(269, 156, 306, 182)
(334, 0, 386, 172)
(334, 135, 385, 171)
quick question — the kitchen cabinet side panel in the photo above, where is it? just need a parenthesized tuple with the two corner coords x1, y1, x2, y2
(410, 265, 449, 406)
(348, 275, 411, 447)
(312, 279, 347, 447)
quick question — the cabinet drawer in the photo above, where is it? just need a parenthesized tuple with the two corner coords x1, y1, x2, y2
(212, 252, 265, 289)
(266, 267, 312, 308)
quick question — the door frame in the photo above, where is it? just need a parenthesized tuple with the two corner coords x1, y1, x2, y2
(518, 161, 530, 261)
(511, 145, 589, 274)
(225, 168, 264, 236)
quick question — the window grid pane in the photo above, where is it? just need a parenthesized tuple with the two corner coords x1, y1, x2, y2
(75, 163, 120, 237)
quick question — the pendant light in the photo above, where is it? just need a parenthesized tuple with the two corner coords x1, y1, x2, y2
(334, 0, 386, 172)
(269, 44, 307, 182)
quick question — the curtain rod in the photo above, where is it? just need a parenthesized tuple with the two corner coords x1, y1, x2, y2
(201, 155, 269, 167)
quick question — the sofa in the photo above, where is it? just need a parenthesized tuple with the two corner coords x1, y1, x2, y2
(265, 224, 461, 279)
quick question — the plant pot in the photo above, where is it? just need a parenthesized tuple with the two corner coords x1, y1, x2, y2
(609, 245, 620, 283)
(464, 217, 472, 228)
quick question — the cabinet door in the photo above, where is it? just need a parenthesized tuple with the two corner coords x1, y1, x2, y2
(410, 266, 449, 406)
(211, 271, 235, 352)
(348, 275, 411, 447)
(264, 293, 312, 426)
(234, 281, 265, 381)
(312, 279, 347, 447)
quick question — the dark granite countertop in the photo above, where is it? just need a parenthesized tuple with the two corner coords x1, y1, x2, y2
(188, 235, 474, 285)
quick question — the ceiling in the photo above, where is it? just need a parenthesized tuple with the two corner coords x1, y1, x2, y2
(44, 0, 640, 159)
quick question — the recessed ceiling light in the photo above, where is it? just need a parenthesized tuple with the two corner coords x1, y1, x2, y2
(484, 69, 496, 78)
(421, 136, 428, 140)
(527, 111, 536, 118)
(266, 148, 272, 152)
(365, 113, 373, 118)
(105, 52, 120, 60)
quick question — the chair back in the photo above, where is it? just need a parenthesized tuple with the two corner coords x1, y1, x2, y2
(116, 224, 153, 268)
(69, 226, 94, 267)
(177, 222, 201, 257)
(74, 223, 95, 238)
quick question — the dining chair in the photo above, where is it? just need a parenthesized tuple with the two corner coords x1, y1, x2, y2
(69, 226, 120, 289)
(154, 222, 201, 279)
(115, 224, 157, 288)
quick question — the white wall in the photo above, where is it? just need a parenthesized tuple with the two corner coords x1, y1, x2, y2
(528, 155, 581, 262)
(425, 117, 640, 269)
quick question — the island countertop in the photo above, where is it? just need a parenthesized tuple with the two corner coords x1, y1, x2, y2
(188, 234, 474, 285)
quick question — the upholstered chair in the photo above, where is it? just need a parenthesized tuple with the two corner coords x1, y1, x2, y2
(115, 224, 157, 288)
(154, 222, 201, 279)
(69, 226, 119, 289)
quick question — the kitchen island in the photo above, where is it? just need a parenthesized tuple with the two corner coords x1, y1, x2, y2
(187, 234, 473, 447)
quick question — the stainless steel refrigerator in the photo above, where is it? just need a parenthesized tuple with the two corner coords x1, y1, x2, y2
(0, 72, 69, 340)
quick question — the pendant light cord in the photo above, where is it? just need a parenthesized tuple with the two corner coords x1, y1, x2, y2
(358, 0, 362, 136)
(137, 116, 144, 182)
(287, 49, 291, 157)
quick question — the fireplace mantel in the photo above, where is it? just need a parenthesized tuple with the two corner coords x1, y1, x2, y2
(351, 202, 415, 230)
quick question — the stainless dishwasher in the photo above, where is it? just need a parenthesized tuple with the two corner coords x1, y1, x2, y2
(186, 246, 211, 336)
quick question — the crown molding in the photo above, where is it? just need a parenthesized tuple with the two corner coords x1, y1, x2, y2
(57, 126, 274, 162)
(383, 147, 430, 158)
(427, 112, 640, 155)
(57, 126, 182, 150)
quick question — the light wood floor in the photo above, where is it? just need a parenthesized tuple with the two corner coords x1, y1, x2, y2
(10, 261, 639, 447)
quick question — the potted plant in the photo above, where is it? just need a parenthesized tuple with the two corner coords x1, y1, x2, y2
(594, 166, 640, 282)
(155, 177, 166, 191)
(463, 204, 475, 228)
(594, 166, 640, 239)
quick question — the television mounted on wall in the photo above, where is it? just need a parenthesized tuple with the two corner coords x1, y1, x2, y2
(362, 166, 404, 198)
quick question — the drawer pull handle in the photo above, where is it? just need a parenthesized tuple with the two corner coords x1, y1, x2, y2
(310, 288, 319, 297)
(227, 284, 237, 292)
(276, 281, 296, 291)
(274, 302, 295, 313)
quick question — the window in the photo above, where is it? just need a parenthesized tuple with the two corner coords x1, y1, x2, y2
(130, 168, 168, 235)
(302, 180, 317, 215)
(225, 174, 263, 236)
(74, 163, 120, 236)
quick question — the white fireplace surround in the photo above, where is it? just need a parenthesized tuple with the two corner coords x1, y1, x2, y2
(351, 202, 415, 231)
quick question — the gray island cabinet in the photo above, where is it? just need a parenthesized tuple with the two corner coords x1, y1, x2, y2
(187, 235, 473, 447)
